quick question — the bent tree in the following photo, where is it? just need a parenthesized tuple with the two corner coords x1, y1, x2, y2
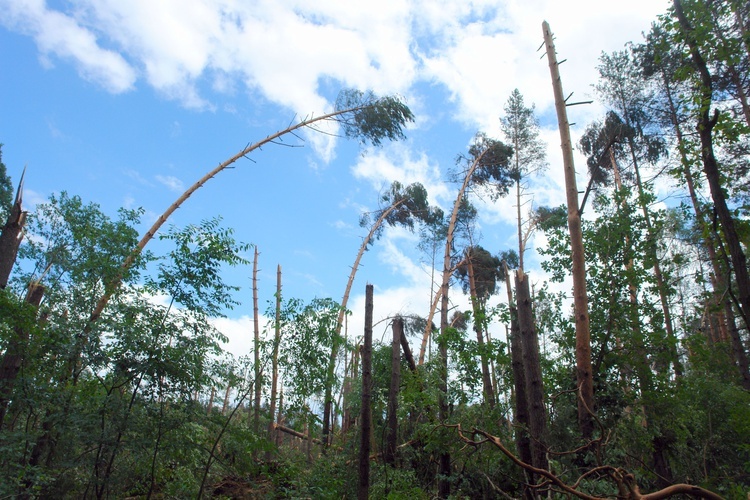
(322, 181, 434, 448)
(437, 134, 513, 498)
(87, 89, 414, 327)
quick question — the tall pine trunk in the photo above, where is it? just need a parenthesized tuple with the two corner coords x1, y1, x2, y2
(543, 21, 595, 439)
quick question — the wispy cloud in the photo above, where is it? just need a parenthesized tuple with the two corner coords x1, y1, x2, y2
(155, 174, 184, 192)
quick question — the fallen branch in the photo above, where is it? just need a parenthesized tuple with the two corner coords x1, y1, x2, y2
(447, 424, 724, 500)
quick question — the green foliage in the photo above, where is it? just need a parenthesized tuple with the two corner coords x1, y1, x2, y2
(464, 133, 515, 200)
(335, 89, 414, 147)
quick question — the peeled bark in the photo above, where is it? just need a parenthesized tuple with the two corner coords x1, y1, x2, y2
(543, 21, 595, 438)
(358, 284, 374, 500)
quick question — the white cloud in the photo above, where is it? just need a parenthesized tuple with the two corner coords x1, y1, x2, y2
(155, 174, 184, 192)
(0, 0, 136, 93)
(351, 145, 450, 207)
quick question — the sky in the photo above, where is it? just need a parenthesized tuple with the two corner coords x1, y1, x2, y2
(0, 0, 673, 359)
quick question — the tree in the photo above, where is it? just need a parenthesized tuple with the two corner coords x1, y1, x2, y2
(86, 89, 414, 329)
(500, 89, 547, 271)
(455, 245, 502, 408)
(543, 21, 595, 439)
(322, 181, 434, 448)
(670, 0, 750, 339)
(437, 134, 513, 497)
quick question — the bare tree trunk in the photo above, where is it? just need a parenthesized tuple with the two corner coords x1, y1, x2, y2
(267, 265, 282, 459)
(515, 271, 548, 474)
(384, 317, 402, 465)
(543, 21, 595, 439)
(503, 263, 533, 490)
(276, 389, 284, 448)
(0, 169, 26, 289)
(358, 284, 373, 500)
(252, 247, 261, 434)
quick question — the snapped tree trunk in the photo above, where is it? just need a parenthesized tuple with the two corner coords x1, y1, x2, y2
(384, 317, 402, 465)
(358, 284, 374, 500)
(543, 20, 595, 439)
(0, 169, 26, 289)
(503, 262, 533, 486)
(515, 271, 548, 474)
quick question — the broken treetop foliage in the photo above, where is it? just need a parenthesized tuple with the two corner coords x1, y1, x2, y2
(334, 89, 414, 147)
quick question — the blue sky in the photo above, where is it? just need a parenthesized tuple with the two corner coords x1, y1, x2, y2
(0, 0, 671, 357)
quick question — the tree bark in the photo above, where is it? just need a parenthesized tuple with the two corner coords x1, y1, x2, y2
(358, 284, 374, 500)
(515, 271, 548, 474)
(0, 169, 26, 289)
(543, 21, 595, 439)
(384, 317, 402, 465)
(503, 262, 533, 490)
